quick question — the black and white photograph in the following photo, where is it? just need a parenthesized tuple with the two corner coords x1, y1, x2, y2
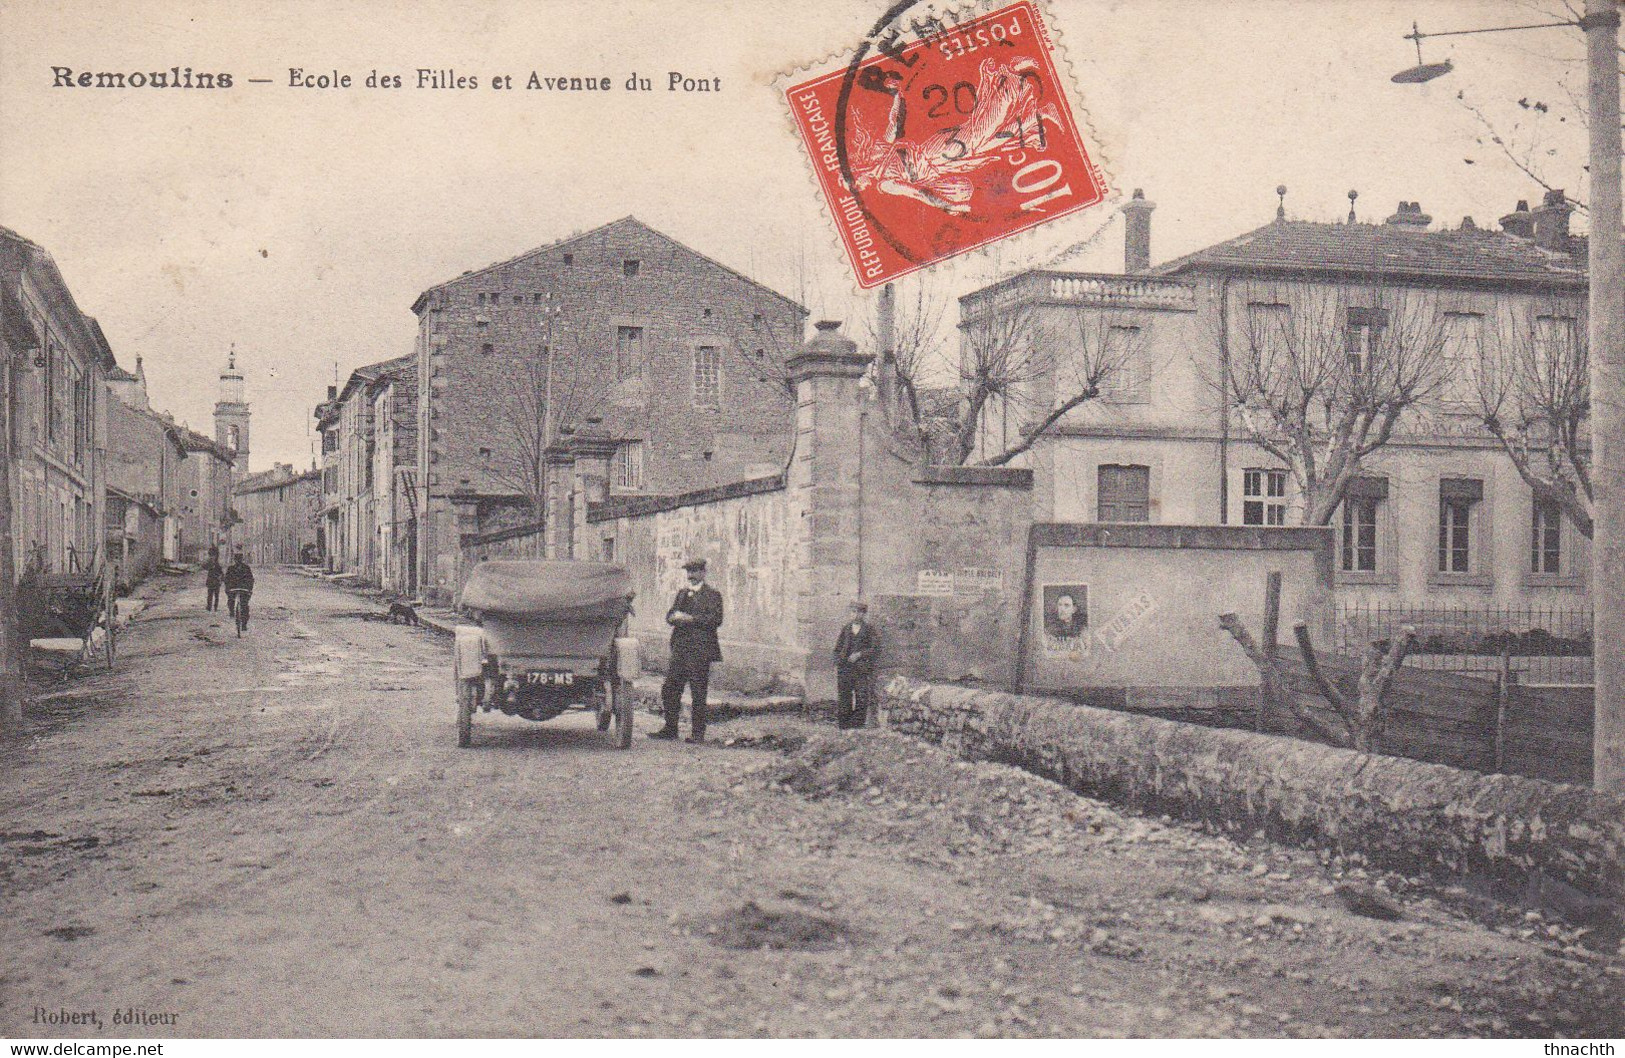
(2, 0, 1623, 1044)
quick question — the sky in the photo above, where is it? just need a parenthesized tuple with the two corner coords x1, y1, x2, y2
(0, 0, 1599, 472)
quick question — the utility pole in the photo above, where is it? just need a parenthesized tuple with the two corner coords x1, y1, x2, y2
(1583, 0, 1624, 791)
(1392, 2, 1625, 790)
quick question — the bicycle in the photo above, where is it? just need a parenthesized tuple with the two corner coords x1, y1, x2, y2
(226, 588, 252, 637)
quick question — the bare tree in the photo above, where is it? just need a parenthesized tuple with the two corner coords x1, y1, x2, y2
(486, 330, 614, 521)
(1478, 297, 1594, 537)
(1217, 280, 1450, 525)
(861, 278, 950, 436)
(962, 306, 1152, 467)
(1446, 0, 1618, 213)
(724, 313, 804, 407)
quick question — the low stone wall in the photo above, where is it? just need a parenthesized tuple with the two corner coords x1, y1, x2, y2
(882, 677, 1624, 910)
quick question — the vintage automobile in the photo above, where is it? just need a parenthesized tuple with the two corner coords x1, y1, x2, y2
(452, 560, 639, 749)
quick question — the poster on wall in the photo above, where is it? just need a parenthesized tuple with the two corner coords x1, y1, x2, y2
(1040, 583, 1090, 657)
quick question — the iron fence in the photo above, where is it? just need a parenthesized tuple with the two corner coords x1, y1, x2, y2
(1335, 603, 1594, 685)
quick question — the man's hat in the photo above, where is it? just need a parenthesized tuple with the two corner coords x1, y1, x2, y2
(682, 557, 707, 572)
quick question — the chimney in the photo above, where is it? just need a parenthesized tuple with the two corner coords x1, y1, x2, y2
(1500, 199, 1535, 239)
(1122, 188, 1155, 273)
(1384, 201, 1432, 228)
(1532, 189, 1573, 250)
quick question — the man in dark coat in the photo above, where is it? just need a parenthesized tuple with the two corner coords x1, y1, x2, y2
(651, 557, 723, 743)
(834, 601, 880, 730)
(203, 548, 224, 611)
(223, 551, 255, 629)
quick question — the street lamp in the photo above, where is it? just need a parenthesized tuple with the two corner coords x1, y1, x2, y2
(1393, 1, 1625, 792)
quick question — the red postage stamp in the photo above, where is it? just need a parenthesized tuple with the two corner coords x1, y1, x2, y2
(785, 0, 1108, 288)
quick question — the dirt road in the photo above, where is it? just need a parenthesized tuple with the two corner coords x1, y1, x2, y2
(2, 570, 1620, 1037)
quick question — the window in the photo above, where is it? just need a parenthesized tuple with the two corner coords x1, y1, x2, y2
(1097, 464, 1150, 522)
(1339, 478, 1387, 573)
(602, 536, 616, 562)
(611, 442, 643, 490)
(1534, 315, 1578, 370)
(1099, 324, 1144, 401)
(693, 345, 721, 409)
(562, 253, 573, 267)
(227, 424, 240, 452)
(44, 341, 56, 441)
(1437, 478, 1483, 574)
(1345, 307, 1388, 376)
(623, 259, 640, 278)
(615, 326, 644, 379)
(71, 368, 89, 465)
(1531, 500, 1563, 574)
(476, 318, 489, 329)
(513, 295, 524, 305)
(1242, 468, 1288, 526)
(1440, 312, 1483, 405)
(476, 293, 485, 306)
(481, 343, 494, 355)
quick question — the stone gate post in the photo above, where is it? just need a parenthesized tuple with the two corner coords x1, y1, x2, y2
(787, 320, 875, 702)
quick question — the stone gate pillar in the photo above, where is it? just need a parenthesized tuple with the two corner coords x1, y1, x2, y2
(787, 320, 875, 702)
(543, 446, 574, 559)
(567, 428, 618, 561)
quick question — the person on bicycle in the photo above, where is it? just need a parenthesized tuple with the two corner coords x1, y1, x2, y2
(223, 551, 255, 631)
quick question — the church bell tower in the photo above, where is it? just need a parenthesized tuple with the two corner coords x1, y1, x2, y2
(214, 346, 250, 475)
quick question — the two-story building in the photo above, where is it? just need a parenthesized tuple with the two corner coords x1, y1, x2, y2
(958, 190, 1591, 622)
(408, 217, 807, 601)
(315, 354, 414, 586)
(0, 227, 114, 578)
(234, 462, 322, 566)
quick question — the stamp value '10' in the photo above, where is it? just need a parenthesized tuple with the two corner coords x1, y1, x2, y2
(785, 0, 1108, 288)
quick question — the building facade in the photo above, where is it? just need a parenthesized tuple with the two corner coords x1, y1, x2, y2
(104, 361, 190, 578)
(410, 216, 806, 602)
(234, 463, 321, 566)
(0, 228, 113, 578)
(314, 354, 414, 586)
(959, 191, 1592, 616)
(171, 425, 236, 563)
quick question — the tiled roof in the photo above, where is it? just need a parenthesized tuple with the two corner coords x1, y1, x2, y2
(411, 216, 806, 316)
(334, 353, 415, 406)
(1155, 219, 1587, 288)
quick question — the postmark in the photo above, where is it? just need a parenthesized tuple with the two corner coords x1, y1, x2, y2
(784, 0, 1108, 288)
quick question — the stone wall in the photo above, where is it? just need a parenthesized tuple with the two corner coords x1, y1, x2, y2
(1023, 523, 1335, 692)
(593, 475, 804, 691)
(883, 677, 1624, 908)
(863, 464, 1035, 689)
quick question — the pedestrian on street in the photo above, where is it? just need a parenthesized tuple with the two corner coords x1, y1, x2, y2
(223, 551, 255, 630)
(651, 557, 723, 744)
(834, 601, 880, 730)
(203, 548, 224, 612)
